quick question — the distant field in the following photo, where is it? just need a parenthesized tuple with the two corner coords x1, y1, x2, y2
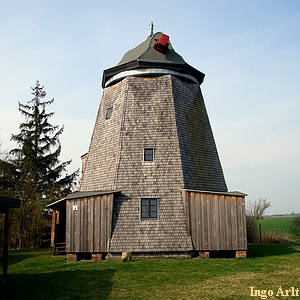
(257, 216, 294, 235)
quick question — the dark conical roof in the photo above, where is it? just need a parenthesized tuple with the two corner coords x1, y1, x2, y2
(117, 32, 185, 65)
(102, 32, 205, 88)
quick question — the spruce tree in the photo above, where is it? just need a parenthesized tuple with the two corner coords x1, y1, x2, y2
(2, 80, 79, 248)
(10, 80, 78, 203)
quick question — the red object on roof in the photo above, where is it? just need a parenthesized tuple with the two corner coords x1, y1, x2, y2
(153, 33, 169, 53)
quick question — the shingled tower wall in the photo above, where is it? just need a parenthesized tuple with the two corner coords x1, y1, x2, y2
(80, 75, 227, 193)
(80, 77, 227, 253)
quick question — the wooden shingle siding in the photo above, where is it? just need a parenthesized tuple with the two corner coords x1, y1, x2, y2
(66, 194, 114, 253)
(172, 77, 227, 192)
(183, 190, 247, 251)
(79, 75, 230, 253)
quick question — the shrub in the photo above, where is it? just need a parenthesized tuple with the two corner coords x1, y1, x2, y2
(290, 216, 300, 243)
(261, 231, 291, 244)
(246, 215, 258, 243)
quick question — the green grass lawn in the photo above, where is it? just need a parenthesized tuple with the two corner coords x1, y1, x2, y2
(257, 216, 294, 235)
(1, 244, 300, 300)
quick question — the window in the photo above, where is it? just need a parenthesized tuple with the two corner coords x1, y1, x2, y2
(141, 198, 158, 219)
(144, 148, 154, 162)
(106, 107, 113, 119)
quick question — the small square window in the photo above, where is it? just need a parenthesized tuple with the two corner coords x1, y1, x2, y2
(144, 148, 154, 162)
(141, 198, 158, 219)
(106, 107, 113, 119)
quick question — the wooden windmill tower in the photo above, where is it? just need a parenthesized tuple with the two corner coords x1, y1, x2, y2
(49, 24, 247, 260)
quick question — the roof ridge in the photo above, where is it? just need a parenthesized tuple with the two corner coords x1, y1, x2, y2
(117, 32, 163, 66)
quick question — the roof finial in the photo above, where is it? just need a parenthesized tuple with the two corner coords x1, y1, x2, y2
(147, 21, 154, 37)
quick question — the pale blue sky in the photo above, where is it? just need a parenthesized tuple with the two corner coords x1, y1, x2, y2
(0, 1, 299, 214)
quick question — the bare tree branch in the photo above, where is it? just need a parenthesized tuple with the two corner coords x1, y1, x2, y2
(246, 198, 271, 220)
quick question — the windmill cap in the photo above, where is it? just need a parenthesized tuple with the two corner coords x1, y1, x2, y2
(102, 32, 205, 88)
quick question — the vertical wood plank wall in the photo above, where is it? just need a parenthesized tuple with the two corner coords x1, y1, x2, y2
(183, 191, 247, 251)
(50, 209, 57, 247)
(66, 194, 114, 253)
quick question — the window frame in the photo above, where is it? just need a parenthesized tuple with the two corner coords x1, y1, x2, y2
(140, 198, 158, 219)
(106, 106, 113, 120)
(143, 148, 155, 162)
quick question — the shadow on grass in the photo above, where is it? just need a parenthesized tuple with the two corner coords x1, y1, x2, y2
(0, 248, 49, 268)
(247, 243, 300, 258)
(0, 269, 115, 300)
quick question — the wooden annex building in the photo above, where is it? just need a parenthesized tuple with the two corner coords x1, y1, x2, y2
(48, 23, 247, 260)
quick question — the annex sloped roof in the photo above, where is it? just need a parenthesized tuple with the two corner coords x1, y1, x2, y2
(47, 190, 121, 209)
(182, 189, 247, 197)
(0, 196, 21, 208)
